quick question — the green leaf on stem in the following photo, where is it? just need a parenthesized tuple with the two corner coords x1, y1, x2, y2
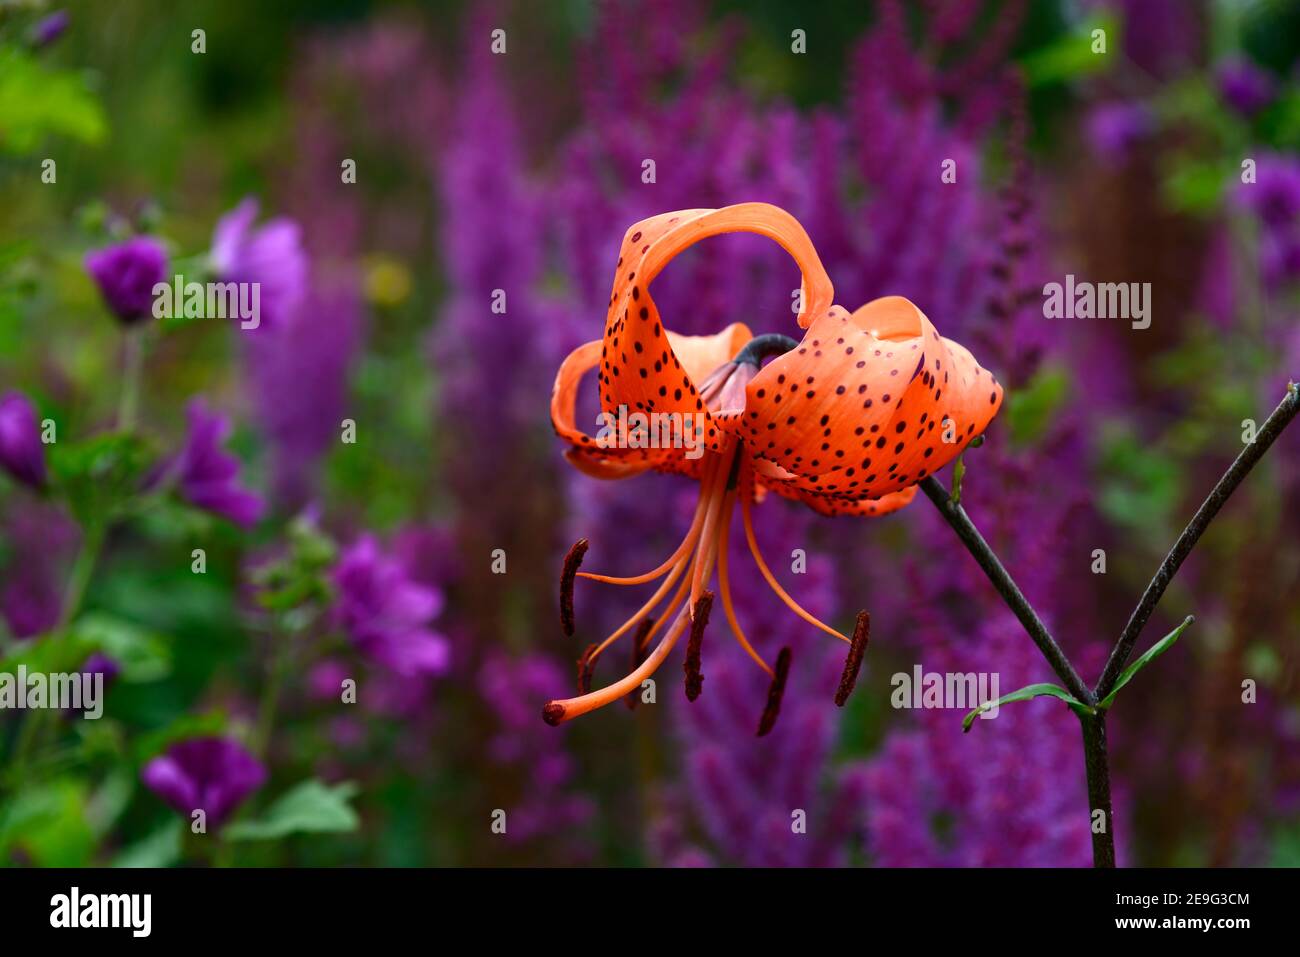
(113, 819, 182, 868)
(962, 682, 1094, 732)
(223, 779, 360, 841)
(950, 454, 966, 506)
(1097, 616, 1194, 710)
(50, 431, 158, 526)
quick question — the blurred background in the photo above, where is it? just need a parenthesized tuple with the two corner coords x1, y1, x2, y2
(0, 0, 1297, 866)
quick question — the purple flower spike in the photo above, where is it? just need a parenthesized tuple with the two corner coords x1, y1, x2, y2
(84, 236, 168, 324)
(333, 536, 451, 678)
(210, 198, 308, 331)
(1217, 58, 1276, 116)
(0, 391, 47, 490)
(175, 399, 265, 527)
(141, 737, 266, 828)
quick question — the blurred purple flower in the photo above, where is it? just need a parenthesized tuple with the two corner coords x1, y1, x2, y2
(0, 501, 76, 638)
(243, 282, 364, 506)
(84, 236, 167, 324)
(1217, 58, 1276, 115)
(478, 651, 595, 845)
(1234, 154, 1300, 288)
(174, 399, 265, 527)
(307, 659, 351, 702)
(210, 198, 308, 331)
(0, 391, 47, 490)
(82, 652, 120, 686)
(332, 535, 451, 678)
(1086, 102, 1153, 163)
(29, 9, 69, 49)
(671, 498, 869, 866)
(141, 736, 266, 827)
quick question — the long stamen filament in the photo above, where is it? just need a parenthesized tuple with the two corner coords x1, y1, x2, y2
(577, 483, 711, 585)
(545, 601, 693, 724)
(586, 555, 690, 667)
(740, 469, 850, 644)
(690, 448, 736, 614)
(717, 489, 773, 676)
(545, 447, 735, 725)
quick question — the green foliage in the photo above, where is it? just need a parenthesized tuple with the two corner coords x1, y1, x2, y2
(224, 779, 360, 841)
(71, 613, 172, 683)
(0, 45, 107, 153)
(962, 682, 1093, 732)
(49, 431, 159, 527)
(113, 818, 182, 868)
(250, 514, 337, 614)
(1006, 366, 1069, 447)
(1097, 617, 1194, 710)
(1096, 424, 1183, 532)
(1018, 13, 1118, 87)
(0, 778, 96, 865)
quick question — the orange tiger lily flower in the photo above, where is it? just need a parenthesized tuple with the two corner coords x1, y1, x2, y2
(545, 203, 1003, 734)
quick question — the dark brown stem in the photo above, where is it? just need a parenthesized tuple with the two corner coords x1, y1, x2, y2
(1081, 712, 1115, 868)
(920, 383, 1300, 868)
(1095, 385, 1300, 700)
(917, 476, 1094, 705)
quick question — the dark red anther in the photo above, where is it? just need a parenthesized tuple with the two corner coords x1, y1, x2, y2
(835, 611, 870, 707)
(559, 538, 589, 636)
(683, 592, 713, 702)
(757, 647, 792, 737)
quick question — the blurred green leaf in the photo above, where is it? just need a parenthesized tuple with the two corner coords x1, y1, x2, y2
(112, 819, 182, 868)
(224, 779, 360, 841)
(1162, 156, 1229, 213)
(0, 779, 96, 866)
(1096, 424, 1183, 530)
(1098, 616, 1194, 710)
(1006, 366, 1069, 446)
(1018, 14, 1118, 87)
(0, 46, 108, 153)
(962, 682, 1093, 732)
(50, 430, 158, 526)
(71, 612, 172, 682)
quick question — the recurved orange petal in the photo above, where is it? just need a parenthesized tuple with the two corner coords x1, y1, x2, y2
(597, 204, 833, 428)
(725, 296, 1002, 502)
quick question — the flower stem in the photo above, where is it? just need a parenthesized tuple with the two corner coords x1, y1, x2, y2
(1080, 711, 1115, 868)
(253, 628, 293, 760)
(916, 476, 1093, 704)
(919, 383, 1300, 868)
(117, 326, 146, 432)
(7, 522, 105, 785)
(1095, 384, 1300, 700)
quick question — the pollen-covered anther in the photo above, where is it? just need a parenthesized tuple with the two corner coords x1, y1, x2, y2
(625, 617, 655, 710)
(683, 591, 713, 702)
(542, 702, 567, 726)
(576, 642, 599, 695)
(757, 646, 793, 737)
(559, 538, 589, 636)
(834, 611, 870, 706)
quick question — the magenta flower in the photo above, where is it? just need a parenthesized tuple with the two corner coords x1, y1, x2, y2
(210, 198, 308, 330)
(332, 536, 451, 678)
(0, 392, 46, 490)
(29, 10, 69, 49)
(1216, 58, 1276, 115)
(174, 399, 265, 527)
(141, 737, 266, 827)
(84, 236, 167, 324)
